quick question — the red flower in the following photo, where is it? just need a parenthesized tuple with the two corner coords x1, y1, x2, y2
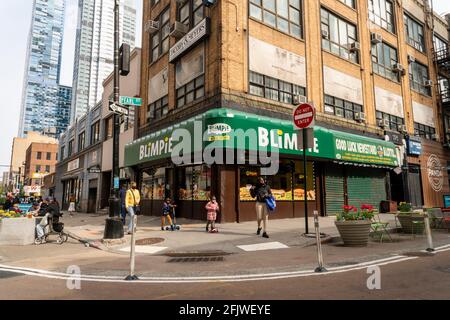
(353, 207, 358, 212)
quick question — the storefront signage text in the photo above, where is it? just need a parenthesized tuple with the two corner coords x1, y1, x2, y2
(407, 136, 422, 156)
(169, 18, 210, 63)
(139, 137, 174, 161)
(427, 154, 444, 192)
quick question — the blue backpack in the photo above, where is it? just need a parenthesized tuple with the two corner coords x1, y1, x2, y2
(265, 195, 277, 212)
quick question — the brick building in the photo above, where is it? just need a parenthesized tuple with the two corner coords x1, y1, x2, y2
(124, 0, 450, 222)
(24, 142, 59, 189)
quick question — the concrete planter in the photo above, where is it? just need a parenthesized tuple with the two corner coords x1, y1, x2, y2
(397, 214, 425, 234)
(0, 217, 36, 245)
(335, 220, 372, 247)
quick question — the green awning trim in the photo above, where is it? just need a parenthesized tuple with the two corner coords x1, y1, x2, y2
(125, 108, 399, 168)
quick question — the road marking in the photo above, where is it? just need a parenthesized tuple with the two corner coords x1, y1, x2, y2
(119, 246, 167, 254)
(0, 255, 417, 283)
(237, 242, 289, 252)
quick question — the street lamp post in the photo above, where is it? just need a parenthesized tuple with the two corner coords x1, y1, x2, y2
(103, 0, 124, 240)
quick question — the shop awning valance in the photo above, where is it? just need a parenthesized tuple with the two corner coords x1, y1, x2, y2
(125, 108, 399, 168)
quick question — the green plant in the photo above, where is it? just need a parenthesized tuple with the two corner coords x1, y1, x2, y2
(336, 205, 375, 222)
(398, 202, 413, 214)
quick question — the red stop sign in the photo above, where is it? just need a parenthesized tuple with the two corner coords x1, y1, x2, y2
(293, 103, 315, 129)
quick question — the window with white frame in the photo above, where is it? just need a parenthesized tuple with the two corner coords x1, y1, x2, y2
(404, 13, 425, 53)
(368, 0, 395, 33)
(150, 7, 170, 63)
(409, 61, 431, 96)
(371, 42, 399, 82)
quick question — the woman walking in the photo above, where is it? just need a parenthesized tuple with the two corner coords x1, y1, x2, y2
(125, 182, 141, 235)
(68, 194, 76, 217)
(250, 177, 272, 239)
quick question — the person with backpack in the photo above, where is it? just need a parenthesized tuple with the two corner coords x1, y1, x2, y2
(250, 177, 272, 239)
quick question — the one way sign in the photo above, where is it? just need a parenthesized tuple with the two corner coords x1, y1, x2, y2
(109, 101, 129, 116)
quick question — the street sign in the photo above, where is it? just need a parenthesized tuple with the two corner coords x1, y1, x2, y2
(109, 102, 129, 116)
(89, 166, 101, 174)
(120, 96, 142, 107)
(293, 103, 315, 130)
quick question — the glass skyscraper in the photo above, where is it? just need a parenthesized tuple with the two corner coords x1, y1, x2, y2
(18, 0, 68, 138)
(70, 0, 136, 123)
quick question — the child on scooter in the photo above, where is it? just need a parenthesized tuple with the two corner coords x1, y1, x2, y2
(162, 197, 176, 231)
(205, 195, 219, 233)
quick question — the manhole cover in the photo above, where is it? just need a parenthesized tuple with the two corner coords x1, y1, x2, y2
(0, 271, 23, 279)
(167, 257, 225, 263)
(135, 238, 165, 246)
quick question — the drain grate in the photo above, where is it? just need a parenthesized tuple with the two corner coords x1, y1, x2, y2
(135, 238, 165, 246)
(167, 256, 225, 263)
(0, 271, 24, 279)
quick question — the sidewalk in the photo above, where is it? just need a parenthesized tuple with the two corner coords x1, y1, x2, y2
(1, 211, 449, 278)
(64, 212, 346, 254)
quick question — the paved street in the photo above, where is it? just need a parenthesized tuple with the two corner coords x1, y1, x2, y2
(0, 249, 449, 300)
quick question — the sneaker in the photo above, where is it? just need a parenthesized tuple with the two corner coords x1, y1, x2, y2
(256, 228, 262, 235)
(206, 228, 209, 232)
(161, 227, 165, 231)
(262, 232, 269, 239)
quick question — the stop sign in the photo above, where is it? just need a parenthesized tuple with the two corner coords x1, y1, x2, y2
(293, 103, 315, 129)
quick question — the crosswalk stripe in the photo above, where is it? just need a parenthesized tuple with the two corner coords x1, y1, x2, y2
(237, 242, 289, 252)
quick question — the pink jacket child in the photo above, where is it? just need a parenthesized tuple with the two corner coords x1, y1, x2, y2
(205, 197, 220, 232)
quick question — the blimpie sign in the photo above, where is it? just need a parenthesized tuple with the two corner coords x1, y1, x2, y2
(169, 18, 210, 63)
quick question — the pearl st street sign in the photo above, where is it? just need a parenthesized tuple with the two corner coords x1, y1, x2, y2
(120, 96, 142, 107)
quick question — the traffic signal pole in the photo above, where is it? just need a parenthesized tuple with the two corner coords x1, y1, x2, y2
(104, 0, 124, 240)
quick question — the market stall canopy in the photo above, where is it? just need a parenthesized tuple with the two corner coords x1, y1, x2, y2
(125, 108, 399, 168)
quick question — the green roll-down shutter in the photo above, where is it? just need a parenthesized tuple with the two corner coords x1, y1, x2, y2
(347, 168, 386, 210)
(325, 165, 345, 216)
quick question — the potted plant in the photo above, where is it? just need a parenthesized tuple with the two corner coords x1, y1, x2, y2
(396, 202, 425, 234)
(335, 205, 375, 247)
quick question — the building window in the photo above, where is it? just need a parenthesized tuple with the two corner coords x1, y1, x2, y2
(376, 111, 405, 132)
(78, 132, 85, 152)
(409, 61, 431, 96)
(249, 71, 306, 104)
(147, 96, 169, 122)
(321, 8, 359, 63)
(414, 122, 436, 140)
(404, 13, 425, 53)
(339, 0, 355, 8)
(68, 140, 74, 157)
(434, 35, 448, 53)
(37, 152, 42, 160)
(371, 42, 399, 82)
(150, 7, 170, 63)
(46, 152, 51, 160)
(324, 95, 363, 120)
(45, 165, 50, 173)
(60, 146, 65, 161)
(179, 0, 205, 29)
(176, 75, 205, 108)
(91, 121, 101, 144)
(249, 0, 302, 39)
(368, 0, 395, 33)
(105, 117, 113, 140)
(36, 165, 41, 173)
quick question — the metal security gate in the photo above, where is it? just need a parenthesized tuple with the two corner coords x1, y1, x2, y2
(325, 165, 387, 215)
(325, 165, 345, 216)
(347, 168, 387, 209)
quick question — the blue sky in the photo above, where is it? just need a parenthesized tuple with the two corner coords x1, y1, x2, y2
(0, 0, 449, 176)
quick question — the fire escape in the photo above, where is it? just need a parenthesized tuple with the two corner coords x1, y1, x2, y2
(434, 45, 450, 147)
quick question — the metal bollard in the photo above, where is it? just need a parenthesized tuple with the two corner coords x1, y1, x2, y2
(314, 210, 327, 273)
(125, 215, 139, 281)
(424, 213, 435, 253)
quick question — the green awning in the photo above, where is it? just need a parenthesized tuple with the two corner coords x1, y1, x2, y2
(125, 108, 399, 168)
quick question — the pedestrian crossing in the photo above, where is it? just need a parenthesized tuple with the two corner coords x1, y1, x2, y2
(237, 242, 289, 252)
(119, 246, 167, 254)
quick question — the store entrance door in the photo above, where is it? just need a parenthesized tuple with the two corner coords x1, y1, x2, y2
(87, 188, 97, 213)
(408, 165, 423, 208)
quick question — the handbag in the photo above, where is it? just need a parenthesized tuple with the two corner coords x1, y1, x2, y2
(130, 190, 141, 215)
(265, 195, 276, 212)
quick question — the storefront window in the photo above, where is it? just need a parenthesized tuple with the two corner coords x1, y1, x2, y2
(193, 165, 211, 200)
(239, 162, 315, 201)
(294, 161, 316, 201)
(141, 168, 167, 200)
(152, 168, 166, 200)
(178, 165, 211, 201)
(266, 161, 293, 201)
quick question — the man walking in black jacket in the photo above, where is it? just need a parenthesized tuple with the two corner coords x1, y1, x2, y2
(250, 177, 272, 238)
